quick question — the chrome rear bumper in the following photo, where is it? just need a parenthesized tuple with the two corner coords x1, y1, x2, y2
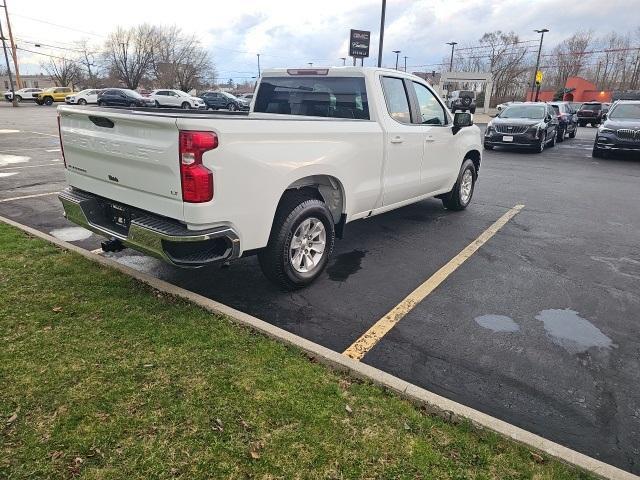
(59, 188, 240, 267)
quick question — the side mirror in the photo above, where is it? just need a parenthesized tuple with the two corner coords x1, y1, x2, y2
(453, 112, 473, 128)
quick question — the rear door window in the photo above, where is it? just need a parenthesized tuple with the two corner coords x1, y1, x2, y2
(380, 76, 411, 124)
(254, 76, 369, 119)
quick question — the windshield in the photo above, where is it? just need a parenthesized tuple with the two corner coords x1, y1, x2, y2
(459, 90, 474, 97)
(174, 90, 189, 97)
(499, 105, 545, 119)
(221, 92, 237, 99)
(608, 104, 640, 120)
(123, 89, 143, 99)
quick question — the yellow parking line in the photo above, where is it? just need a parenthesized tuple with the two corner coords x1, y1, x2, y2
(0, 191, 59, 202)
(343, 204, 525, 361)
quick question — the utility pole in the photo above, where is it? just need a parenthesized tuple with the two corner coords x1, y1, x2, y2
(0, 15, 17, 106)
(1, 0, 19, 88)
(446, 41, 457, 71)
(403, 55, 407, 72)
(393, 50, 400, 70)
(256, 53, 261, 77)
(340, 57, 346, 66)
(530, 28, 549, 102)
(377, 0, 386, 67)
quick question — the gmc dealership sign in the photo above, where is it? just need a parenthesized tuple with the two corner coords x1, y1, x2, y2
(349, 29, 371, 58)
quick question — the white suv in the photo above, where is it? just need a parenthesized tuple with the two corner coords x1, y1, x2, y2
(150, 89, 205, 109)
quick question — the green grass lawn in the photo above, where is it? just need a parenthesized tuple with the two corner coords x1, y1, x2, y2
(0, 222, 591, 479)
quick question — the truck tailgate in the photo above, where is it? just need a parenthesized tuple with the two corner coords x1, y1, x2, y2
(58, 106, 183, 220)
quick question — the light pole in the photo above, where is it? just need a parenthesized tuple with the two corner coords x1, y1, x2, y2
(256, 53, 261, 77)
(377, 0, 386, 67)
(403, 55, 407, 72)
(446, 41, 457, 71)
(0, 16, 17, 107)
(393, 50, 400, 70)
(1, 0, 20, 89)
(340, 57, 346, 66)
(531, 28, 549, 102)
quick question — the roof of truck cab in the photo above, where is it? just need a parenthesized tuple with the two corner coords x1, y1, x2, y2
(260, 66, 426, 81)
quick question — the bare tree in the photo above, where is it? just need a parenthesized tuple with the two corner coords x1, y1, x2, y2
(152, 26, 215, 92)
(42, 56, 80, 87)
(547, 31, 592, 89)
(104, 24, 156, 89)
(75, 39, 101, 87)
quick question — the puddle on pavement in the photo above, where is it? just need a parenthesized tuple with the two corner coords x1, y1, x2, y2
(326, 249, 366, 281)
(49, 227, 93, 242)
(536, 309, 613, 354)
(0, 172, 18, 178)
(0, 154, 30, 167)
(474, 314, 520, 332)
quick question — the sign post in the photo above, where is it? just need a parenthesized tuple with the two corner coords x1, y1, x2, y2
(349, 29, 370, 66)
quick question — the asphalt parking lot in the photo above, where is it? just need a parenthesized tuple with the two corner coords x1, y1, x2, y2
(1, 102, 639, 474)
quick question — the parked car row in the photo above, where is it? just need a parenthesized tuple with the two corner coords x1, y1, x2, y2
(3, 86, 254, 111)
(484, 101, 574, 152)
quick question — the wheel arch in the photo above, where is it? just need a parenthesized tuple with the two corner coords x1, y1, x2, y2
(464, 149, 481, 176)
(279, 174, 346, 226)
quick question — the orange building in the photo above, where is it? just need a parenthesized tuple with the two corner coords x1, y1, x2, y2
(526, 76, 612, 102)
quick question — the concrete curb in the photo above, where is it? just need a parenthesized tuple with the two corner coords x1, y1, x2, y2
(1, 214, 637, 480)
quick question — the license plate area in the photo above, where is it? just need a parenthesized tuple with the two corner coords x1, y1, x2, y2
(502, 135, 514, 142)
(106, 203, 131, 231)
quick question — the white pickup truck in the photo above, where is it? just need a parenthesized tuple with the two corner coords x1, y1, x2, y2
(58, 67, 482, 289)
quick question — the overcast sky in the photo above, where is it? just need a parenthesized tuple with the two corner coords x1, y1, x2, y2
(6, 0, 639, 80)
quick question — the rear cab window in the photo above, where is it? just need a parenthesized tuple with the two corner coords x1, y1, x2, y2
(380, 76, 412, 124)
(254, 76, 370, 119)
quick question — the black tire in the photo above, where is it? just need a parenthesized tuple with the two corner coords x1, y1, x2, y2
(227, 103, 237, 111)
(441, 159, 476, 211)
(78, 98, 87, 105)
(44, 96, 54, 106)
(97, 100, 105, 107)
(592, 144, 605, 158)
(258, 192, 335, 290)
(36, 99, 43, 105)
(534, 138, 545, 153)
(181, 102, 191, 110)
(129, 102, 136, 107)
(557, 127, 565, 142)
(483, 142, 494, 150)
(470, 106, 476, 114)
(548, 131, 556, 148)
(15, 95, 22, 103)
(569, 128, 576, 139)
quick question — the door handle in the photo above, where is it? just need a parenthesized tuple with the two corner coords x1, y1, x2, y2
(425, 136, 435, 143)
(390, 135, 404, 144)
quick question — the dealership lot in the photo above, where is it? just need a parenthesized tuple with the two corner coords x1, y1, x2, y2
(1, 103, 639, 474)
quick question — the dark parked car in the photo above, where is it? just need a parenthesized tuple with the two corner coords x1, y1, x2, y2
(199, 91, 249, 111)
(592, 100, 640, 158)
(549, 101, 578, 141)
(96, 89, 156, 108)
(577, 102, 610, 126)
(484, 102, 559, 153)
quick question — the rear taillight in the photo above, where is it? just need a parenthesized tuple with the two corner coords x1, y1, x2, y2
(57, 114, 66, 168)
(179, 130, 217, 203)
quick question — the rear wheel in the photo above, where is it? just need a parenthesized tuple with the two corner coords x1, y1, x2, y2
(441, 159, 476, 211)
(258, 192, 335, 289)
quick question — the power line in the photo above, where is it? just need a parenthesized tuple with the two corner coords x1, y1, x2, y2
(9, 13, 105, 38)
